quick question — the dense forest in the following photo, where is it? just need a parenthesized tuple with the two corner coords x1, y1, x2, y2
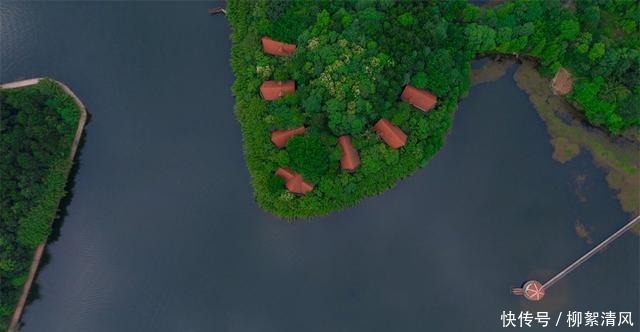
(465, 0, 639, 132)
(228, 0, 639, 218)
(0, 80, 81, 328)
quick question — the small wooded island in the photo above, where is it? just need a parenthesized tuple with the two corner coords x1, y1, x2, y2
(228, 0, 639, 218)
(0, 79, 86, 330)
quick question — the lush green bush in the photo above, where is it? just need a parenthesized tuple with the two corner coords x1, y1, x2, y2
(227, 0, 638, 219)
(229, 0, 465, 218)
(0, 79, 81, 328)
(285, 133, 331, 183)
(470, 0, 640, 133)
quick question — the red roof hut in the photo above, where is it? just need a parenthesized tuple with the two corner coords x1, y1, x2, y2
(401, 85, 437, 112)
(338, 135, 360, 171)
(261, 37, 296, 56)
(275, 167, 314, 195)
(551, 68, 573, 95)
(271, 126, 305, 148)
(260, 80, 295, 101)
(374, 118, 407, 149)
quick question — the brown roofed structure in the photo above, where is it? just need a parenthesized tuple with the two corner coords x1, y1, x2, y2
(275, 167, 296, 182)
(271, 126, 305, 148)
(260, 80, 295, 101)
(401, 85, 437, 112)
(374, 118, 407, 149)
(261, 37, 296, 56)
(338, 135, 360, 171)
(275, 167, 314, 195)
(551, 67, 573, 95)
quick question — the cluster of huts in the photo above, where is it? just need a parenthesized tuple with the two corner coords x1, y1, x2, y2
(260, 37, 437, 195)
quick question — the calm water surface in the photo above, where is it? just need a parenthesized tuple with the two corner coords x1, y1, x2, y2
(1, 2, 637, 331)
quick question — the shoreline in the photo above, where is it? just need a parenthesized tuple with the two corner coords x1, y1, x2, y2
(514, 62, 639, 229)
(471, 59, 639, 233)
(2, 78, 88, 332)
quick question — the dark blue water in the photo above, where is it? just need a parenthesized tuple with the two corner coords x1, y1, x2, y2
(1, 2, 637, 331)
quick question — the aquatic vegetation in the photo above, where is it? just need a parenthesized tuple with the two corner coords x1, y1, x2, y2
(513, 62, 639, 230)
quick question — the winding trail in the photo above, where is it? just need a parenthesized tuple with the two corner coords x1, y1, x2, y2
(1, 78, 87, 332)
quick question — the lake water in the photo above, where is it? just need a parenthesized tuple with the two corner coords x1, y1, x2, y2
(1, 2, 637, 331)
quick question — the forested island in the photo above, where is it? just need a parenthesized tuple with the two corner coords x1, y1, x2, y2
(228, 0, 639, 218)
(0, 79, 85, 330)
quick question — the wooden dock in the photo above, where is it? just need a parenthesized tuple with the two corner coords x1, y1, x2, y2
(542, 215, 640, 290)
(208, 7, 226, 15)
(514, 215, 640, 301)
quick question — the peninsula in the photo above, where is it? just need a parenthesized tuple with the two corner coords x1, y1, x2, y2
(0, 78, 86, 331)
(228, 0, 639, 218)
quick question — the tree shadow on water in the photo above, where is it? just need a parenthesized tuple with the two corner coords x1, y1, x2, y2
(24, 112, 92, 310)
(48, 113, 91, 245)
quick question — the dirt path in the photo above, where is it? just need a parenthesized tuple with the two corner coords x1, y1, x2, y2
(0, 78, 42, 89)
(2, 78, 88, 332)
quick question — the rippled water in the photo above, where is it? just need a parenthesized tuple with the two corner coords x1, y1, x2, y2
(1, 2, 637, 331)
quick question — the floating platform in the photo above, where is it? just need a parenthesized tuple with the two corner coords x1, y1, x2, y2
(513, 215, 639, 302)
(522, 280, 545, 301)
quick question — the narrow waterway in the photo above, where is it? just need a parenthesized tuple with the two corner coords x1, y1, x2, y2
(1, 2, 637, 331)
